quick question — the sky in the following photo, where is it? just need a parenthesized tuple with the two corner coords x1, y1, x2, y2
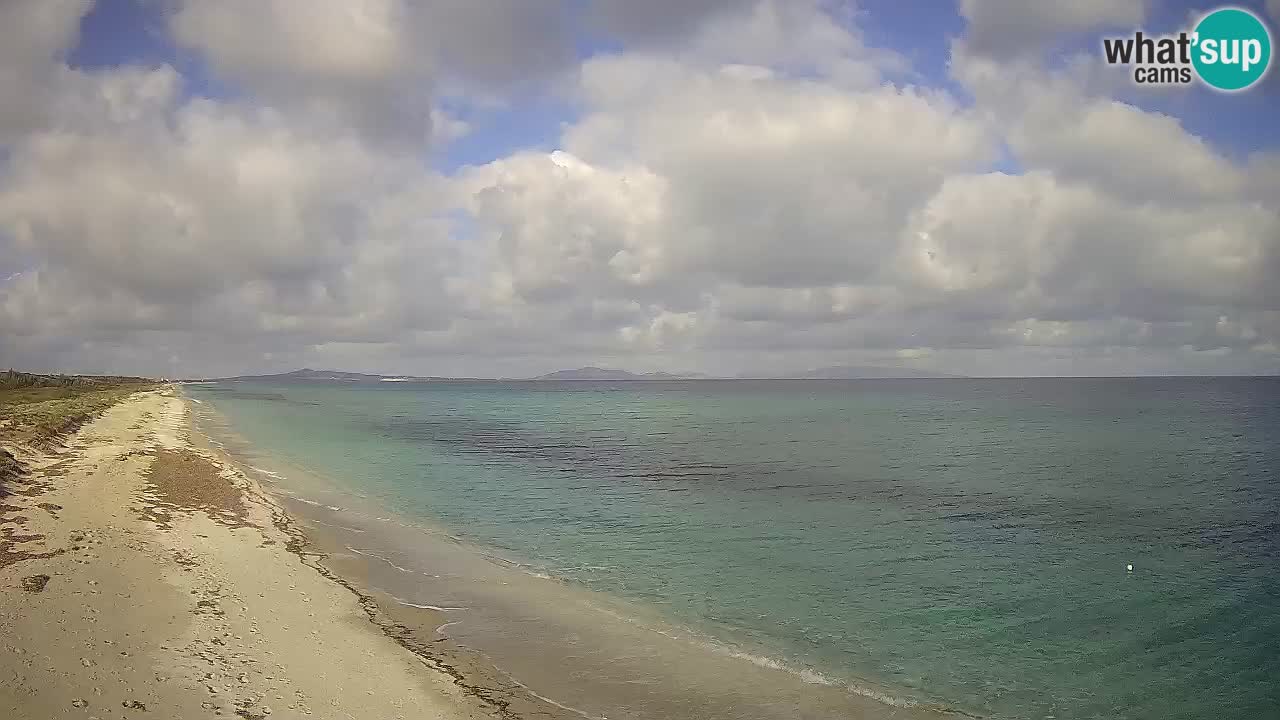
(0, 0, 1278, 379)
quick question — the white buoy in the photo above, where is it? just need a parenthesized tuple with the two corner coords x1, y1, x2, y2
(1126, 563, 1134, 572)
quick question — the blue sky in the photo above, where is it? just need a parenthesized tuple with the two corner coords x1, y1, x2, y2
(66, 0, 1280, 171)
(2, 0, 1277, 377)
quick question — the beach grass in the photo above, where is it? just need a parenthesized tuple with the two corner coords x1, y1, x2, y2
(1, 371, 156, 479)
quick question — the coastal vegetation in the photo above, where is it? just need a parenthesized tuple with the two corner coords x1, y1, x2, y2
(1, 370, 154, 482)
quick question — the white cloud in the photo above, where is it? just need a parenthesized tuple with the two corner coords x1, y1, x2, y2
(563, 57, 994, 288)
(0, 59, 462, 374)
(0, 0, 92, 142)
(169, 0, 584, 135)
(959, 0, 1148, 59)
(169, 0, 434, 143)
(587, 0, 747, 42)
(680, 0, 908, 85)
(954, 47, 1245, 204)
(170, 0, 414, 86)
(897, 171, 1278, 319)
(439, 44, 996, 364)
(0, 0, 1276, 377)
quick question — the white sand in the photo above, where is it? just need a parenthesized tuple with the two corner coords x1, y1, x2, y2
(0, 389, 495, 719)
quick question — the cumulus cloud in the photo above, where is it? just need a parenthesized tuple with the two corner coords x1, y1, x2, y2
(0, 0, 1276, 377)
(169, 0, 434, 143)
(959, 0, 1148, 59)
(0, 0, 92, 142)
(554, 57, 991, 290)
(169, 0, 578, 141)
(587, 0, 747, 43)
(951, 47, 1247, 204)
(0, 60, 459, 374)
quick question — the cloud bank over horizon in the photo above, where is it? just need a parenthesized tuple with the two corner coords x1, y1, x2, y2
(1, 0, 1277, 378)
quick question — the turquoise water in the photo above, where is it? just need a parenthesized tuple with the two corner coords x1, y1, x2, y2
(189, 378, 1280, 719)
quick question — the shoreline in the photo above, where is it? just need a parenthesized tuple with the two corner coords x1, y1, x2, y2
(0, 387, 565, 719)
(181, 400, 610, 720)
(196, 448, 582, 720)
(183, 387, 963, 720)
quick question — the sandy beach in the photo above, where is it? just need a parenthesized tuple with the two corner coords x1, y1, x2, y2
(0, 387, 528, 720)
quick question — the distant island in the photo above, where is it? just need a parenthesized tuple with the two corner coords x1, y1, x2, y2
(188, 368, 473, 383)
(532, 367, 711, 380)
(188, 365, 962, 383)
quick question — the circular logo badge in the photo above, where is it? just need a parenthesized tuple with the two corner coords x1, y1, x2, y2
(1192, 7, 1273, 92)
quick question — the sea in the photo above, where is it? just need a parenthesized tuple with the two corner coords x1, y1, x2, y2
(184, 377, 1280, 720)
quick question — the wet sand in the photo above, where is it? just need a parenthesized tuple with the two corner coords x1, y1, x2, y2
(183, 393, 949, 720)
(0, 388, 560, 719)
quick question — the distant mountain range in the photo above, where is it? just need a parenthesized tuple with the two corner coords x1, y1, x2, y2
(532, 367, 711, 380)
(226, 369, 388, 382)
(193, 368, 462, 383)
(190, 364, 960, 383)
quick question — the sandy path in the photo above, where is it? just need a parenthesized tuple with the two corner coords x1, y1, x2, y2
(0, 389, 495, 719)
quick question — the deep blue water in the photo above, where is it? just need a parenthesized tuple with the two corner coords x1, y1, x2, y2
(189, 378, 1280, 719)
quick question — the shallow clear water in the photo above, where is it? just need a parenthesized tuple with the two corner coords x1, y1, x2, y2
(188, 378, 1280, 719)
